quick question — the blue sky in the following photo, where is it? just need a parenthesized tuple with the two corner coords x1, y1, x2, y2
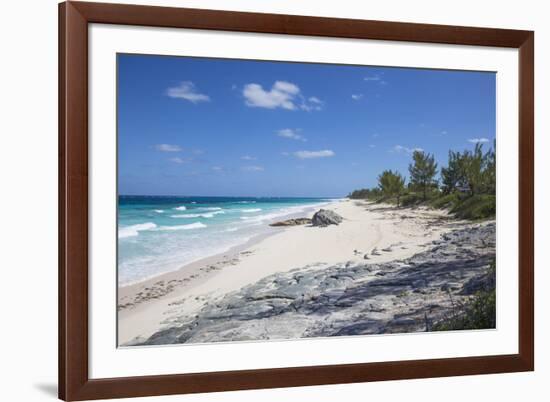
(118, 54, 495, 197)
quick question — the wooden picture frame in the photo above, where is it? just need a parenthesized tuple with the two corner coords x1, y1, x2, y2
(59, 1, 534, 400)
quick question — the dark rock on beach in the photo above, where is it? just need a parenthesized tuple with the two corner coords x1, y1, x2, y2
(137, 222, 496, 346)
(311, 209, 343, 227)
(270, 218, 312, 227)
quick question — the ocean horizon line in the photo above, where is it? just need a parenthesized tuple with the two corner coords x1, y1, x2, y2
(119, 194, 346, 199)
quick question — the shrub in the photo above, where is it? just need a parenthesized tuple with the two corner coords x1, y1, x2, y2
(451, 194, 495, 220)
(400, 193, 423, 207)
(429, 193, 461, 209)
(433, 289, 496, 331)
(433, 261, 496, 331)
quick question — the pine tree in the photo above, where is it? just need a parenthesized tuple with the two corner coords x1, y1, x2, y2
(378, 170, 406, 207)
(408, 150, 438, 200)
(462, 143, 484, 196)
(441, 150, 463, 194)
(482, 141, 496, 194)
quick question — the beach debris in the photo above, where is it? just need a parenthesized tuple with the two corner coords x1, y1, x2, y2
(363, 254, 370, 260)
(371, 247, 382, 256)
(270, 218, 312, 227)
(381, 246, 393, 252)
(311, 209, 343, 227)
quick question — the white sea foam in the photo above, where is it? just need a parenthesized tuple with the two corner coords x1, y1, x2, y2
(241, 208, 262, 213)
(156, 222, 207, 231)
(240, 213, 283, 222)
(174, 205, 187, 211)
(118, 222, 157, 238)
(171, 210, 224, 219)
(118, 200, 335, 284)
(154, 209, 164, 213)
(171, 213, 212, 219)
(239, 203, 328, 224)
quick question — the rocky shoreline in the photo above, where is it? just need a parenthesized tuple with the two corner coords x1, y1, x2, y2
(269, 209, 343, 227)
(136, 221, 496, 346)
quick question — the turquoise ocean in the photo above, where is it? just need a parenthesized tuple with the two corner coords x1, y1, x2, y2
(118, 196, 334, 285)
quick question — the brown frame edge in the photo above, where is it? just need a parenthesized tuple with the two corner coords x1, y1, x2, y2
(59, 1, 534, 400)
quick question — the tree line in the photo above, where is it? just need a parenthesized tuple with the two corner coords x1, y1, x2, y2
(348, 141, 496, 208)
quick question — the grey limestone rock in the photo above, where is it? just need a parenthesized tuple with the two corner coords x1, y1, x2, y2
(138, 222, 496, 346)
(270, 218, 312, 227)
(311, 209, 343, 227)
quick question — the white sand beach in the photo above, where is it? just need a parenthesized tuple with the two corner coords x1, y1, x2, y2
(118, 199, 466, 345)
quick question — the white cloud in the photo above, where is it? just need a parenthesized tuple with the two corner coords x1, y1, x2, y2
(351, 94, 364, 100)
(211, 166, 223, 171)
(242, 165, 264, 172)
(242, 81, 322, 111)
(391, 145, 424, 154)
(369, 144, 376, 148)
(277, 128, 306, 141)
(468, 138, 490, 143)
(441, 130, 448, 135)
(273, 81, 299, 94)
(371, 133, 380, 138)
(243, 81, 298, 110)
(294, 150, 335, 159)
(300, 96, 324, 111)
(240, 155, 257, 161)
(169, 157, 191, 164)
(364, 75, 387, 85)
(155, 144, 182, 152)
(166, 81, 210, 103)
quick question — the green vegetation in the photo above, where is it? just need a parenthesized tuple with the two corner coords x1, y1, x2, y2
(433, 289, 496, 331)
(441, 143, 496, 196)
(441, 150, 463, 194)
(408, 150, 438, 200)
(377, 170, 406, 207)
(400, 193, 424, 207)
(450, 194, 495, 220)
(348, 141, 496, 221)
(433, 261, 496, 331)
(428, 192, 460, 209)
(348, 187, 381, 200)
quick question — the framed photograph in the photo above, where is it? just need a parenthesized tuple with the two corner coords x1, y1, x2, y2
(59, 1, 534, 400)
